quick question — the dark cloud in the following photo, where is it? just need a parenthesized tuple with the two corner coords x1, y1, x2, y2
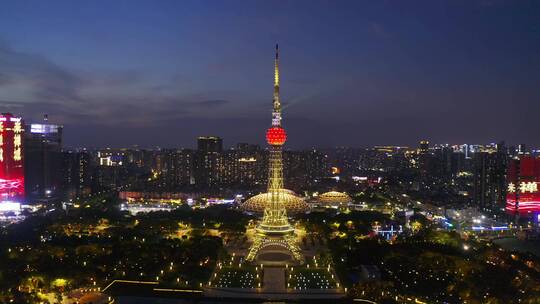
(197, 99, 230, 107)
(0, 41, 84, 103)
(0, 41, 234, 130)
(0, 100, 24, 108)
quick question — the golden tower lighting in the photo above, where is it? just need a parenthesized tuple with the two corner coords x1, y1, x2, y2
(246, 44, 303, 262)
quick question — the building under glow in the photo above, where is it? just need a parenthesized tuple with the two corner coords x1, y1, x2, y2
(315, 191, 352, 208)
(0, 113, 25, 202)
(506, 156, 540, 217)
(241, 189, 308, 214)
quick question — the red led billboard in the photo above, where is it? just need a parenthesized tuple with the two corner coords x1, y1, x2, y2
(0, 113, 25, 201)
(506, 156, 540, 215)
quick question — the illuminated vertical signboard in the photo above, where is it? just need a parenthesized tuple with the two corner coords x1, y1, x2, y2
(506, 156, 540, 215)
(0, 113, 25, 201)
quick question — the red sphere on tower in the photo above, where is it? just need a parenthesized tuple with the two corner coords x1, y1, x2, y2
(266, 127, 287, 145)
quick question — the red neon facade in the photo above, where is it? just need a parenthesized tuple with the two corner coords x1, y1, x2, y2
(266, 127, 287, 146)
(0, 113, 25, 201)
(506, 156, 540, 215)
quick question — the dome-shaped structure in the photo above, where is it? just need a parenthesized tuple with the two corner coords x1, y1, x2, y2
(240, 189, 309, 214)
(317, 191, 352, 207)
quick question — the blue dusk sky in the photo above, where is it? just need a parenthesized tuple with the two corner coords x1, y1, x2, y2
(0, 0, 538, 148)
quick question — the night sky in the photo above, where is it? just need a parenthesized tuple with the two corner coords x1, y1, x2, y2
(0, 0, 539, 149)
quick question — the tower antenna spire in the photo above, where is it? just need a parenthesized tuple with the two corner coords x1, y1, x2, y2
(273, 43, 281, 125)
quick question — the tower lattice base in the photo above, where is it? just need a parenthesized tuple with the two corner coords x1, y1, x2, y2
(246, 230, 303, 263)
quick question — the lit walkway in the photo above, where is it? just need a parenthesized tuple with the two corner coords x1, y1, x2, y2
(263, 267, 285, 293)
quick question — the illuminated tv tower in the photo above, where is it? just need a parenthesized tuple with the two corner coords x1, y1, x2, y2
(246, 44, 303, 262)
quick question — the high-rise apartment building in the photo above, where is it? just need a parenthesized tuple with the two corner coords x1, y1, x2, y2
(195, 136, 224, 187)
(472, 142, 507, 213)
(62, 150, 91, 198)
(506, 155, 540, 217)
(24, 115, 63, 200)
(0, 113, 25, 202)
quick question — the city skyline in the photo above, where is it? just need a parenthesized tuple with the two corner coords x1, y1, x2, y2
(1, 1, 539, 148)
(1, 4, 540, 300)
